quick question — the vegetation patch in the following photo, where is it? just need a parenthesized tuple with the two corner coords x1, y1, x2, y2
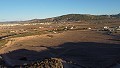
(0, 39, 8, 49)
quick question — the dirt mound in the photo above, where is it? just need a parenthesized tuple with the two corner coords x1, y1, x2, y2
(22, 58, 63, 68)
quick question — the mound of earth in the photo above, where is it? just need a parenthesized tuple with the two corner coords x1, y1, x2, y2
(0, 58, 63, 68)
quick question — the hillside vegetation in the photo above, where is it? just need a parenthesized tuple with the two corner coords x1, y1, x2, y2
(27, 13, 120, 23)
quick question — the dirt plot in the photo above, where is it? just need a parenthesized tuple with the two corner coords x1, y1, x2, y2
(0, 30, 120, 68)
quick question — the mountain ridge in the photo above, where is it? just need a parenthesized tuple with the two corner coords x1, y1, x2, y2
(27, 13, 120, 23)
(1, 13, 120, 23)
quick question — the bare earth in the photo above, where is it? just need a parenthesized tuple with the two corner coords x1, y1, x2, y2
(0, 30, 120, 68)
(0, 30, 118, 53)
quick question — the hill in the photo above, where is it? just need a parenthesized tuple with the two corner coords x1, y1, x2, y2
(1, 13, 120, 23)
(27, 13, 120, 23)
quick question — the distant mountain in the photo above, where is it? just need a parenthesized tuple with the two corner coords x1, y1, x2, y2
(1, 13, 120, 23)
(27, 13, 120, 23)
(110, 13, 120, 18)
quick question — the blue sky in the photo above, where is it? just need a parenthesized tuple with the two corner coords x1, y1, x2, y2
(0, 0, 120, 21)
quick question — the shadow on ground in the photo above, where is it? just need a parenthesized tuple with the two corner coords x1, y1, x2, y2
(1, 42, 120, 68)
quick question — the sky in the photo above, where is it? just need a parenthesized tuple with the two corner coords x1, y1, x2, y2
(0, 0, 120, 22)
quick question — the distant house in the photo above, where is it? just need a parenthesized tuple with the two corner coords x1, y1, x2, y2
(88, 27, 92, 30)
(117, 26, 120, 31)
(117, 29, 120, 31)
(104, 26, 109, 29)
(108, 28, 115, 32)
